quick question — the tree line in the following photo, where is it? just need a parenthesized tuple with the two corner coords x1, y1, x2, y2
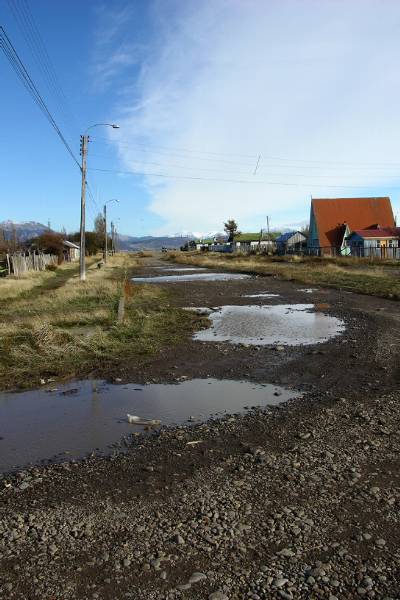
(0, 212, 111, 257)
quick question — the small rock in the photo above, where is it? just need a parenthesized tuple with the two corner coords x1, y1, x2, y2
(189, 572, 207, 584)
(173, 534, 185, 545)
(277, 547, 295, 557)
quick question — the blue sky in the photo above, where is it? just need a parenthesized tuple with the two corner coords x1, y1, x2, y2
(1, 0, 400, 237)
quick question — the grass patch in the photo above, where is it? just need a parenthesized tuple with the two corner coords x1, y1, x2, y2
(0, 254, 197, 391)
(165, 252, 400, 299)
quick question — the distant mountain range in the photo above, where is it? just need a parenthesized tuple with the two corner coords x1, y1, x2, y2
(0, 220, 49, 241)
(117, 234, 192, 251)
(0, 221, 194, 249)
(1, 221, 298, 249)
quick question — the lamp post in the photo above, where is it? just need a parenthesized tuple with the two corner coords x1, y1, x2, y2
(79, 123, 119, 281)
(103, 199, 119, 263)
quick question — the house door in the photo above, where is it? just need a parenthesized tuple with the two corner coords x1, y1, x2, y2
(381, 240, 388, 258)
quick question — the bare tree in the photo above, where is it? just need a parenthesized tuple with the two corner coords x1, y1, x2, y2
(94, 213, 106, 249)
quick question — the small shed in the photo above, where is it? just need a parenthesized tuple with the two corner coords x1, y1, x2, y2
(63, 240, 80, 262)
(276, 231, 307, 254)
(196, 238, 214, 251)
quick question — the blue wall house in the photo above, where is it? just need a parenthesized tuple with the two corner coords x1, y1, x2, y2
(346, 226, 400, 258)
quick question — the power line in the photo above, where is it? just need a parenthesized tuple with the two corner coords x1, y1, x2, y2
(92, 135, 400, 169)
(92, 138, 257, 166)
(89, 167, 400, 189)
(6, 0, 80, 137)
(87, 153, 400, 180)
(0, 24, 80, 169)
(92, 134, 258, 159)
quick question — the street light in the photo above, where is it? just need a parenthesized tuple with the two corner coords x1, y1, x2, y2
(79, 123, 119, 281)
(104, 199, 119, 263)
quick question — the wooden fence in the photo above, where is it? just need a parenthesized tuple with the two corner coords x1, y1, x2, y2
(1, 252, 58, 277)
(303, 246, 400, 259)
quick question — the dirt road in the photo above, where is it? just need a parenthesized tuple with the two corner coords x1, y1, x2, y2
(0, 256, 399, 599)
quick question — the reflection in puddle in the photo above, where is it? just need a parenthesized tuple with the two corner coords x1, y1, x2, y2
(0, 379, 299, 472)
(194, 304, 345, 346)
(243, 293, 280, 298)
(132, 273, 251, 283)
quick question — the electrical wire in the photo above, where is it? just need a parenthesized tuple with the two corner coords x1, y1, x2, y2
(6, 0, 80, 137)
(87, 153, 400, 180)
(91, 135, 258, 159)
(91, 136, 400, 169)
(88, 167, 400, 189)
(0, 25, 81, 169)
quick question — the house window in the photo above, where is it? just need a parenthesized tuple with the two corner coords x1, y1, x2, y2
(389, 239, 393, 247)
(376, 240, 381, 247)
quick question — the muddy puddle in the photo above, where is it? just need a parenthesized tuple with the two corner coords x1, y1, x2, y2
(132, 272, 251, 283)
(194, 304, 345, 346)
(0, 379, 299, 473)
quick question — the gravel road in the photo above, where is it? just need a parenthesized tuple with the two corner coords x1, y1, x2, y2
(0, 258, 399, 599)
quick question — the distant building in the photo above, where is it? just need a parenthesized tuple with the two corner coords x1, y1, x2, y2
(346, 226, 400, 258)
(195, 238, 215, 251)
(234, 232, 275, 253)
(63, 240, 80, 262)
(308, 197, 395, 255)
(275, 231, 307, 254)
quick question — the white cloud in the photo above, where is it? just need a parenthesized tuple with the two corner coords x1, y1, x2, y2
(101, 0, 400, 233)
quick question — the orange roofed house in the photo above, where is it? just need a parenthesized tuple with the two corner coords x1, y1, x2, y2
(308, 197, 396, 256)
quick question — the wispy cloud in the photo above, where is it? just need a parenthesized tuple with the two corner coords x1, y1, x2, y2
(91, 2, 147, 92)
(95, 0, 400, 233)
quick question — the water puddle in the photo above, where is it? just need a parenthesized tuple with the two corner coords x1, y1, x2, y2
(132, 273, 251, 283)
(0, 379, 299, 473)
(298, 288, 318, 293)
(194, 304, 345, 346)
(243, 293, 280, 298)
(154, 267, 207, 272)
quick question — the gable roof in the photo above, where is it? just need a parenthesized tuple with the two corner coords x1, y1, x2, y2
(348, 227, 400, 239)
(276, 231, 306, 243)
(311, 197, 395, 247)
(63, 240, 80, 249)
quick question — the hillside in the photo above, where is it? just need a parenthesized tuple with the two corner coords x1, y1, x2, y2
(0, 220, 49, 241)
(117, 234, 192, 251)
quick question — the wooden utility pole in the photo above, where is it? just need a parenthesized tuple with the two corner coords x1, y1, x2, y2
(79, 135, 88, 281)
(111, 221, 114, 255)
(103, 203, 108, 263)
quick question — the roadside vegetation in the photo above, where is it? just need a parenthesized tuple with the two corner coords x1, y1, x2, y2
(0, 254, 197, 391)
(166, 251, 400, 299)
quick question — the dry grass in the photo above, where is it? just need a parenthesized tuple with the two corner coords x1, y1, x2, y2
(0, 269, 56, 299)
(165, 252, 400, 299)
(0, 254, 196, 391)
